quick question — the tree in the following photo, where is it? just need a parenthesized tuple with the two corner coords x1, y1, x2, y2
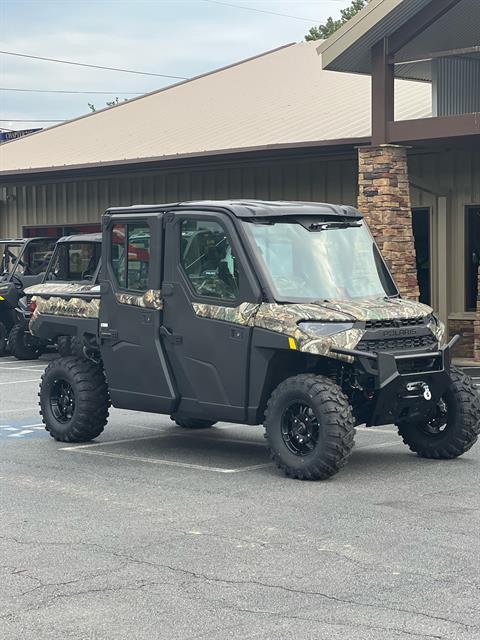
(88, 97, 128, 113)
(305, 0, 369, 41)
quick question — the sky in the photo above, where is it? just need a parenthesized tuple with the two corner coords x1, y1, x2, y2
(0, 0, 351, 130)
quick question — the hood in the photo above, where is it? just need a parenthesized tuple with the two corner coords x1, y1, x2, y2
(311, 297, 433, 322)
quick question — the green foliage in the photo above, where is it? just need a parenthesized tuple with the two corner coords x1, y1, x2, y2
(305, 0, 369, 41)
(88, 97, 128, 113)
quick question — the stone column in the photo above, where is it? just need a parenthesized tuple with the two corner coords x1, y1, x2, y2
(357, 144, 420, 300)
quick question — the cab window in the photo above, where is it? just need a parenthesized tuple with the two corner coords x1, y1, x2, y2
(111, 222, 150, 292)
(180, 219, 239, 300)
(13, 240, 56, 277)
(47, 242, 101, 281)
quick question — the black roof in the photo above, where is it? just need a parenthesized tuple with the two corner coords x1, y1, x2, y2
(106, 200, 362, 219)
(0, 237, 52, 244)
(57, 233, 102, 243)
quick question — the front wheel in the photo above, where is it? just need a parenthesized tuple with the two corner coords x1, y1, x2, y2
(8, 323, 42, 360)
(264, 374, 355, 481)
(40, 357, 110, 442)
(397, 366, 480, 459)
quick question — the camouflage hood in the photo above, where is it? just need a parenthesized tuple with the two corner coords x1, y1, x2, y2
(193, 297, 439, 362)
(25, 282, 100, 297)
(298, 297, 433, 322)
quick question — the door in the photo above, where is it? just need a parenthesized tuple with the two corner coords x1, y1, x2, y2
(412, 208, 431, 305)
(466, 206, 480, 311)
(162, 210, 261, 423)
(99, 214, 177, 413)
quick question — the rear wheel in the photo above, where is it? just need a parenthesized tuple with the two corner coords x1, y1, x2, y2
(8, 323, 42, 360)
(173, 417, 216, 429)
(40, 356, 110, 442)
(264, 374, 355, 480)
(397, 365, 480, 459)
(56, 336, 72, 357)
(0, 322, 7, 357)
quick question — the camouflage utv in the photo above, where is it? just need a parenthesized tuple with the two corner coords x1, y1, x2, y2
(15, 234, 102, 359)
(28, 201, 480, 480)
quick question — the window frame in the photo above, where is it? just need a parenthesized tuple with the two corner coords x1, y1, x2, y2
(109, 219, 152, 294)
(173, 212, 261, 306)
(178, 216, 243, 304)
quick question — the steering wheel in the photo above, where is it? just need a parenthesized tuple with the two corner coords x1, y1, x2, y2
(11, 273, 24, 290)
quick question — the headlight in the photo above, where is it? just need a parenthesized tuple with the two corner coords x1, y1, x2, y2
(297, 321, 354, 337)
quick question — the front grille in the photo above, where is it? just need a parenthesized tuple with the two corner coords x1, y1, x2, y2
(357, 333, 437, 354)
(365, 317, 426, 330)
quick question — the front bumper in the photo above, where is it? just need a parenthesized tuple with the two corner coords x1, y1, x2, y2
(331, 335, 459, 427)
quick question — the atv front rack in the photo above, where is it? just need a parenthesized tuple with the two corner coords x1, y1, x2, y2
(331, 335, 460, 427)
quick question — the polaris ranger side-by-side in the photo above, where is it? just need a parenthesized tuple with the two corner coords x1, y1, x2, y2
(0, 237, 57, 356)
(27, 201, 480, 480)
(3, 234, 102, 360)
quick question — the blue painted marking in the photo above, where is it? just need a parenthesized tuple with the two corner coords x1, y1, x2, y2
(0, 418, 46, 439)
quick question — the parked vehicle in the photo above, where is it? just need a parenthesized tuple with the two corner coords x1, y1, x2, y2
(27, 201, 480, 480)
(0, 237, 56, 356)
(11, 233, 102, 359)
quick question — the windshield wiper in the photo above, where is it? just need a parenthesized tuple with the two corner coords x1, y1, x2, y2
(308, 221, 362, 231)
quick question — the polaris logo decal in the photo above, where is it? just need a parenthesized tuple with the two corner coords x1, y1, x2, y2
(381, 327, 417, 338)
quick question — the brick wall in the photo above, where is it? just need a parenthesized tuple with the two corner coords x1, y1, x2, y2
(358, 145, 419, 300)
(450, 318, 475, 360)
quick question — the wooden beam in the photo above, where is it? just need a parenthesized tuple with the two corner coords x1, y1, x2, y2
(371, 38, 394, 146)
(388, 113, 480, 143)
(388, 0, 463, 56)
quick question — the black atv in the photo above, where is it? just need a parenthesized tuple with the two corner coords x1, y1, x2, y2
(0, 237, 56, 358)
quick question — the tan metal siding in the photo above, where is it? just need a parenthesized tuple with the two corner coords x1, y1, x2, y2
(0, 155, 358, 238)
(409, 147, 480, 315)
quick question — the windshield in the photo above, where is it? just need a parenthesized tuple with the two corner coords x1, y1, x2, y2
(243, 219, 397, 302)
(0, 242, 23, 276)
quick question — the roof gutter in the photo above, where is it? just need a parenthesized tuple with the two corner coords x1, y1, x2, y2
(0, 137, 369, 183)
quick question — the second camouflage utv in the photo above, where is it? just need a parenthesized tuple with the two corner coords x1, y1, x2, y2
(27, 201, 480, 480)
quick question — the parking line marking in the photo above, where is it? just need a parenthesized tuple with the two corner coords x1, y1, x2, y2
(357, 427, 396, 435)
(0, 366, 44, 371)
(60, 434, 171, 450)
(61, 448, 271, 473)
(356, 441, 403, 450)
(0, 379, 40, 385)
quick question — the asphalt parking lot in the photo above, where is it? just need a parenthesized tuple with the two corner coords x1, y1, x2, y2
(1, 354, 479, 640)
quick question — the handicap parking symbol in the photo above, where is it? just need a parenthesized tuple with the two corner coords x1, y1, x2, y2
(0, 423, 45, 439)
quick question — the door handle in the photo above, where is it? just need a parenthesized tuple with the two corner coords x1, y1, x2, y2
(160, 326, 183, 345)
(100, 328, 118, 340)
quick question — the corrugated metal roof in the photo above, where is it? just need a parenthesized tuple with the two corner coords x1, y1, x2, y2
(319, 0, 479, 80)
(0, 41, 431, 175)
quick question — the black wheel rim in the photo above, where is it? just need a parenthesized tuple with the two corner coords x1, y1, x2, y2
(421, 398, 449, 436)
(50, 378, 75, 423)
(281, 401, 320, 456)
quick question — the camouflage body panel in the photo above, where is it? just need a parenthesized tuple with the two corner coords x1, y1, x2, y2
(427, 316, 446, 343)
(192, 298, 436, 362)
(25, 282, 100, 297)
(115, 289, 163, 310)
(192, 302, 260, 325)
(28, 282, 100, 334)
(30, 297, 99, 335)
